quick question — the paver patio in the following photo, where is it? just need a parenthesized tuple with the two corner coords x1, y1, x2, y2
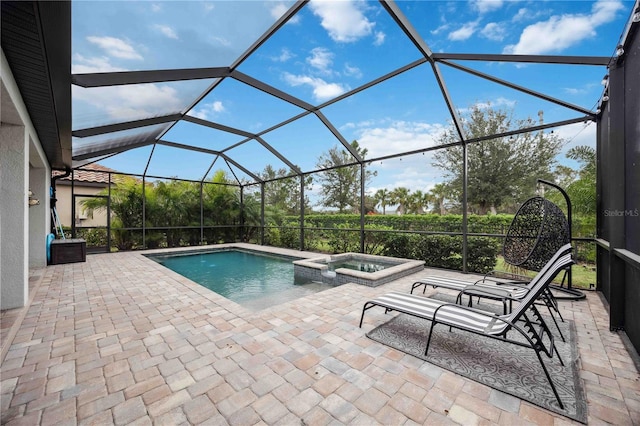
(1, 244, 639, 425)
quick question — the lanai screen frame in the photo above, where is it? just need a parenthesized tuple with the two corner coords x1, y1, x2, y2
(69, 0, 616, 271)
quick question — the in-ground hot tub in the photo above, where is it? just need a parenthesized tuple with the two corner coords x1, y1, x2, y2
(293, 253, 424, 287)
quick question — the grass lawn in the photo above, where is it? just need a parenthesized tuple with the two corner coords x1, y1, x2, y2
(493, 256, 596, 290)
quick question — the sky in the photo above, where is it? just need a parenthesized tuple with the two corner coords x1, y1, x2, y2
(71, 0, 634, 206)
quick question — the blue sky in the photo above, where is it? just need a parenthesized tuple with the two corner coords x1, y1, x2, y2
(71, 0, 633, 205)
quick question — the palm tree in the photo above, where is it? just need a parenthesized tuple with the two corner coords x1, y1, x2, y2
(390, 187, 410, 215)
(81, 176, 145, 249)
(373, 188, 390, 214)
(408, 190, 431, 214)
(429, 183, 449, 215)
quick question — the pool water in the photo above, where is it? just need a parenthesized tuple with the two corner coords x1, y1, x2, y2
(149, 250, 332, 311)
(329, 260, 394, 273)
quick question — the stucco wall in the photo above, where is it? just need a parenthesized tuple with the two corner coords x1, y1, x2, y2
(54, 183, 109, 228)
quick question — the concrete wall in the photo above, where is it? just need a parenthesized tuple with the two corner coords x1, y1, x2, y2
(1, 49, 51, 309)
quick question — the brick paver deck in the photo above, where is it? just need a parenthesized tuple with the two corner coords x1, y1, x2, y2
(1, 244, 639, 425)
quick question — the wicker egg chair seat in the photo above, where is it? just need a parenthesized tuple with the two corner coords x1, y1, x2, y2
(503, 196, 570, 272)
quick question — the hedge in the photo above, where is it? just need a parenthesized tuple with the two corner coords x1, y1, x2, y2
(382, 233, 500, 274)
(292, 213, 595, 237)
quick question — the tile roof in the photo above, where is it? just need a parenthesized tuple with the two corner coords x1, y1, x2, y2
(53, 163, 118, 184)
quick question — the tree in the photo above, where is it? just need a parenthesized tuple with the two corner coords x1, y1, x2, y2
(316, 140, 376, 213)
(81, 176, 145, 249)
(553, 164, 577, 189)
(259, 165, 312, 215)
(564, 145, 596, 215)
(203, 170, 240, 225)
(150, 179, 201, 246)
(390, 187, 410, 215)
(373, 188, 391, 214)
(429, 183, 451, 215)
(407, 190, 431, 214)
(433, 105, 564, 214)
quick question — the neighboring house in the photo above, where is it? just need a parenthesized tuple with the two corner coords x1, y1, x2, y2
(53, 164, 117, 229)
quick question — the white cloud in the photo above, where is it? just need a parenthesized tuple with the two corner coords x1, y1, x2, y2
(448, 21, 478, 41)
(270, 2, 301, 24)
(307, 47, 334, 73)
(153, 24, 178, 40)
(203, 3, 215, 13)
(458, 97, 516, 114)
(350, 120, 450, 194)
(431, 23, 450, 35)
(343, 63, 362, 79)
(272, 48, 294, 62)
(480, 22, 506, 41)
(473, 0, 503, 14)
(73, 84, 184, 121)
(211, 36, 231, 47)
(512, 8, 528, 22)
(86, 36, 143, 60)
(512, 7, 546, 23)
(309, 0, 375, 42)
(187, 101, 225, 121)
(563, 87, 587, 96)
(350, 120, 446, 159)
(553, 121, 596, 155)
(504, 0, 625, 54)
(374, 31, 386, 46)
(283, 72, 348, 102)
(151, 3, 162, 13)
(72, 54, 126, 73)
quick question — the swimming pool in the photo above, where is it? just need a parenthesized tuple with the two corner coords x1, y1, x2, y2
(148, 249, 333, 311)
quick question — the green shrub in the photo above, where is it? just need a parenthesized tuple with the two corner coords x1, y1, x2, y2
(383, 233, 499, 273)
(263, 224, 299, 249)
(466, 237, 500, 273)
(75, 228, 108, 247)
(412, 235, 463, 271)
(363, 225, 394, 255)
(280, 223, 300, 249)
(263, 226, 282, 247)
(326, 223, 360, 253)
(380, 232, 414, 258)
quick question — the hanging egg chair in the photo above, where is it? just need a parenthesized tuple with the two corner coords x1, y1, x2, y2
(503, 196, 570, 272)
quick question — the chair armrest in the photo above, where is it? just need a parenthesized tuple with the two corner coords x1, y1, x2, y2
(431, 302, 496, 321)
(484, 270, 531, 282)
(459, 285, 519, 302)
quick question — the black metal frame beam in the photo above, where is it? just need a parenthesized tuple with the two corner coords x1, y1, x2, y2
(72, 138, 158, 161)
(439, 60, 596, 116)
(153, 0, 308, 144)
(231, 70, 315, 111)
(72, 67, 230, 87)
(432, 53, 610, 65)
(182, 115, 254, 138)
(181, 115, 300, 173)
(379, 0, 465, 140)
(72, 114, 182, 138)
(157, 139, 262, 182)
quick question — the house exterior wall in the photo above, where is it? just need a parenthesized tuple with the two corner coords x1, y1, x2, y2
(1, 49, 51, 309)
(54, 182, 109, 229)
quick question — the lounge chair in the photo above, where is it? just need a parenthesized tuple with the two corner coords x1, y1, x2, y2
(359, 244, 574, 409)
(410, 253, 568, 341)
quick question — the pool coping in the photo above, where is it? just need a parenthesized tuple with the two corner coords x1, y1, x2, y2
(139, 242, 323, 260)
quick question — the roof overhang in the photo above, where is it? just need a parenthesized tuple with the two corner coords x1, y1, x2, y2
(1, 1, 72, 169)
